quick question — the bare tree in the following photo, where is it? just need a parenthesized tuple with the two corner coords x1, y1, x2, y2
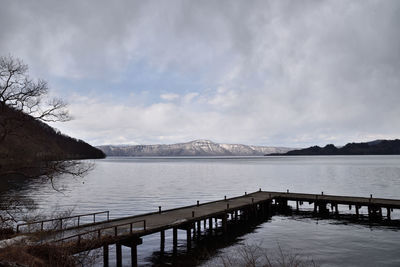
(0, 56, 95, 240)
(0, 55, 70, 143)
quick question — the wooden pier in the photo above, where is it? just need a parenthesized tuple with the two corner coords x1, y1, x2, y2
(16, 190, 400, 266)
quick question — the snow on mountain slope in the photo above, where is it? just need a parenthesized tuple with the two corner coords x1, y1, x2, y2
(98, 140, 294, 157)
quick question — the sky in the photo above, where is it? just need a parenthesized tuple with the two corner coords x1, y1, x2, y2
(1, 0, 399, 147)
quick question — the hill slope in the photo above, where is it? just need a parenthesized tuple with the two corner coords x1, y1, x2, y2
(98, 140, 293, 157)
(271, 139, 400, 155)
(0, 105, 105, 167)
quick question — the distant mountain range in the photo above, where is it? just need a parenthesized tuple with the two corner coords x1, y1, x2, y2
(97, 140, 293, 157)
(270, 139, 400, 156)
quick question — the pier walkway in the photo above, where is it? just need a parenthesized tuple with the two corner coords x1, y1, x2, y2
(15, 190, 400, 266)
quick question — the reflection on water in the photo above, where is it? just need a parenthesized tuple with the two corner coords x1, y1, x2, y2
(5, 155, 400, 266)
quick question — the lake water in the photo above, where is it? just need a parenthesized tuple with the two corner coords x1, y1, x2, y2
(9, 156, 400, 266)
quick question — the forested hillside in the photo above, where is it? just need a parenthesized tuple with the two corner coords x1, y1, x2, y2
(0, 105, 105, 168)
(270, 140, 400, 156)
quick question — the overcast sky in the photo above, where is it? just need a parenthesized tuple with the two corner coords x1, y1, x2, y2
(1, 0, 399, 147)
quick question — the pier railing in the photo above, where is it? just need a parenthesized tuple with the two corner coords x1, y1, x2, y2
(53, 219, 146, 245)
(16, 211, 110, 233)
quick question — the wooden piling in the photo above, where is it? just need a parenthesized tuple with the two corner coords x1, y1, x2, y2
(160, 230, 165, 252)
(368, 206, 371, 219)
(387, 207, 391, 220)
(186, 228, 191, 250)
(197, 220, 201, 236)
(192, 224, 196, 239)
(222, 213, 227, 233)
(260, 203, 265, 218)
(131, 244, 138, 267)
(103, 245, 109, 267)
(116, 243, 122, 267)
(173, 227, 178, 254)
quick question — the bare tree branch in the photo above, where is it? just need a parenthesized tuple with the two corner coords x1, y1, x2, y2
(0, 55, 71, 144)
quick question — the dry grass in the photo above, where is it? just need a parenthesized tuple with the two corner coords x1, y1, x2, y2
(215, 243, 318, 267)
(0, 241, 101, 267)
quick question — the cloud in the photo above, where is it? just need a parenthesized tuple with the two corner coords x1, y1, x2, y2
(182, 92, 199, 104)
(160, 93, 180, 101)
(2, 0, 400, 146)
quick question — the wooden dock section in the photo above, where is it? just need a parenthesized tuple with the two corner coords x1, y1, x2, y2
(16, 190, 400, 266)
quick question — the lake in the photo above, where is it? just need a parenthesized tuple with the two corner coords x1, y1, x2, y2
(9, 156, 400, 266)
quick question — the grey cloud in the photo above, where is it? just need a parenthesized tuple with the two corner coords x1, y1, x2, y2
(1, 0, 400, 146)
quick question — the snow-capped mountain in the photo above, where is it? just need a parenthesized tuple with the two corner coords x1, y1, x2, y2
(97, 140, 293, 157)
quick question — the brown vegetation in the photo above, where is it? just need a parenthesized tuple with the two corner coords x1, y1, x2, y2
(215, 244, 318, 267)
(0, 243, 90, 267)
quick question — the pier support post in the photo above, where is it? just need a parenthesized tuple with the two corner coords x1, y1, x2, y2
(277, 198, 288, 212)
(116, 243, 122, 267)
(241, 209, 246, 221)
(209, 217, 213, 232)
(173, 227, 178, 254)
(368, 205, 381, 221)
(197, 221, 201, 236)
(191, 224, 196, 239)
(269, 200, 273, 213)
(222, 213, 227, 233)
(103, 245, 109, 267)
(318, 202, 329, 216)
(296, 201, 299, 211)
(160, 230, 165, 252)
(253, 205, 258, 220)
(368, 206, 372, 220)
(334, 204, 339, 217)
(118, 238, 142, 267)
(387, 207, 391, 220)
(131, 244, 138, 267)
(355, 205, 359, 218)
(186, 228, 192, 250)
(260, 203, 265, 218)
